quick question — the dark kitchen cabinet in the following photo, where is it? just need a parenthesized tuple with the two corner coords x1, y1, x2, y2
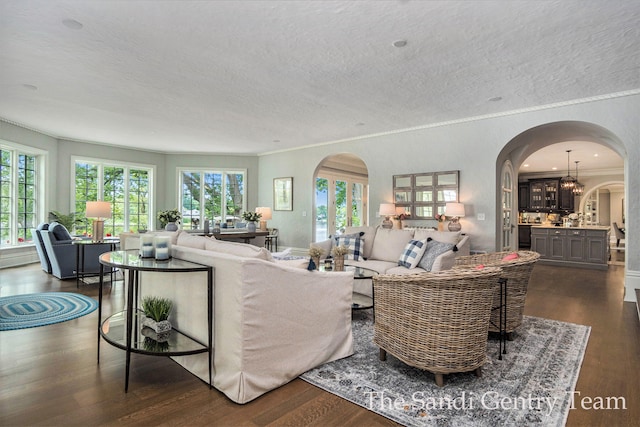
(529, 179, 559, 211)
(518, 183, 530, 210)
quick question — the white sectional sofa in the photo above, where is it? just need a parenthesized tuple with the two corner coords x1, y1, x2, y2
(120, 231, 354, 404)
(312, 226, 469, 296)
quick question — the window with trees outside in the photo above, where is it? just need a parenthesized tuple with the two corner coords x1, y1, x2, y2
(0, 143, 44, 248)
(73, 159, 153, 236)
(179, 169, 245, 229)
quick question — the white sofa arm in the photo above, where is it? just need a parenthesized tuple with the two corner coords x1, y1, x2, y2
(456, 235, 471, 256)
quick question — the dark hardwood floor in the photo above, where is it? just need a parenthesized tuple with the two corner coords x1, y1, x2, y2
(1, 256, 638, 426)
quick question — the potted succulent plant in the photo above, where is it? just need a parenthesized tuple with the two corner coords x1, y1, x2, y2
(141, 296, 173, 338)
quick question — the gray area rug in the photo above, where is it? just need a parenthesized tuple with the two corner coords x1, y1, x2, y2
(300, 311, 590, 426)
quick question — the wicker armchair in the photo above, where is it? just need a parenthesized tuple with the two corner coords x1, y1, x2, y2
(373, 267, 502, 387)
(453, 251, 540, 335)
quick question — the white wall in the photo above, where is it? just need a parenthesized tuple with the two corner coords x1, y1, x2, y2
(257, 94, 640, 302)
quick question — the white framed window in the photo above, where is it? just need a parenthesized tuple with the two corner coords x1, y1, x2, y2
(0, 140, 46, 247)
(178, 169, 246, 229)
(72, 157, 154, 235)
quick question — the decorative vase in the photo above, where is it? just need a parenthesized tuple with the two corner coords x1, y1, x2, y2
(247, 221, 257, 232)
(334, 256, 345, 271)
(141, 316, 172, 334)
(438, 222, 445, 232)
(165, 222, 178, 231)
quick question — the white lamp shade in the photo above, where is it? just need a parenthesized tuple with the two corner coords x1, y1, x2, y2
(85, 201, 112, 218)
(379, 203, 396, 216)
(255, 207, 272, 220)
(445, 202, 465, 217)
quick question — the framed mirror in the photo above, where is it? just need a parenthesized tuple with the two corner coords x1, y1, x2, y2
(393, 170, 459, 220)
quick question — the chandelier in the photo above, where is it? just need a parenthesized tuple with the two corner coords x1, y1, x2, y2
(560, 150, 577, 190)
(573, 160, 584, 195)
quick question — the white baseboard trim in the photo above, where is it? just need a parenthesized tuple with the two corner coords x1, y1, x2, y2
(624, 269, 640, 303)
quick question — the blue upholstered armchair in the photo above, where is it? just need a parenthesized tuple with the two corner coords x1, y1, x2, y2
(31, 223, 52, 273)
(39, 222, 113, 280)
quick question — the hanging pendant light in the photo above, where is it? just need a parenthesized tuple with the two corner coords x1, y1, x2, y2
(573, 160, 584, 195)
(560, 150, 577, 190)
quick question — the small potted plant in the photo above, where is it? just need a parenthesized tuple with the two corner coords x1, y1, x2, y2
(331, 245, 349, 271)
(141, 296, 173, 336)
(308, 246, 324, 270)
(242, 211, 262, 232)
(158, 209, 181, 231)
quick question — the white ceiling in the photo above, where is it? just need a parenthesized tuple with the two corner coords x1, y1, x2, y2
(1, 1, 639, 159)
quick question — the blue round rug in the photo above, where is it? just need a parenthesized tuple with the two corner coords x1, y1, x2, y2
(0, 292, 98, 331)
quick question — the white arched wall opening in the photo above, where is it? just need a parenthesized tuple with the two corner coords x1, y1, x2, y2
(495, 121, 634, 303)
(312, 153, 369, 242)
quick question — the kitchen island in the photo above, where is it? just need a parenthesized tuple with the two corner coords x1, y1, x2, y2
(530, 225, 610, 270)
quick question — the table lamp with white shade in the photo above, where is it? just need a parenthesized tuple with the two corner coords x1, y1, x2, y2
(445, 202, 465, 232)
(86, 201, 112, 242)
(379, 203, 396, 229)
(255, 207, 272, 231)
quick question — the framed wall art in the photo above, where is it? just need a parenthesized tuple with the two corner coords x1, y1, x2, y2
(274, 177, 293, 211)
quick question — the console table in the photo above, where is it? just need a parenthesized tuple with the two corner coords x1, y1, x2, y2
(98, 250, 214, 392)
(203, 230, 269, 244)
(73, 238, 119, 288)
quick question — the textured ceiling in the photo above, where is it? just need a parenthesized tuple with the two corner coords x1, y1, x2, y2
(0, 0, 639, 156)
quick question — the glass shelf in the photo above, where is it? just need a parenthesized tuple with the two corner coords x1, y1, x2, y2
(101, 310, 208, 356)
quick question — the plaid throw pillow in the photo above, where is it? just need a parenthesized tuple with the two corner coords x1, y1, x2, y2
(398, 239, 428, 269)
(335, 236, 363, 261)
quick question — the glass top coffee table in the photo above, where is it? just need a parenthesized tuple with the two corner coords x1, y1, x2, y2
(319, 264, 377, 310)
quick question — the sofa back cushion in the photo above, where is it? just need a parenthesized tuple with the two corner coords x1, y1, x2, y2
(177, 231, 208, 249)
(414, 229, 462, 245)
(369, 228, 414, 263)
(48, 222, 72, 242)
(344, 226, 377, 259)
(205, 238, 274, 261)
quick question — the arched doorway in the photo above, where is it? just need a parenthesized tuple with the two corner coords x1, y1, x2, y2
(497, 121, 626, 249)
(313, 153, 369, 241)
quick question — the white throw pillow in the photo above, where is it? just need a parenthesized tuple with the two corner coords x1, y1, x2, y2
(398, 239, 428, 269)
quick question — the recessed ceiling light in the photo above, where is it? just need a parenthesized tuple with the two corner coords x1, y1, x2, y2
(552, 167, 558, 170)
(22, 84, 38, 91)
(488, 96, 503, 102)
(593, 153, 599, 157)
(392, 40, 407, 48)
(523, 164, 529, 168)
(62, 18, 83, 30)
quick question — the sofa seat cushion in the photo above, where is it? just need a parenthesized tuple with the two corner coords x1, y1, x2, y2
(369, 228, 414, 263)
(205, 237, 274, 261)
(344, 259, 398, 274)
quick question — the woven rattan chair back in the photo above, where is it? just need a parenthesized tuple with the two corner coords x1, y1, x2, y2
(453, 251, 540, 334)
(373, 267, 502, 387)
